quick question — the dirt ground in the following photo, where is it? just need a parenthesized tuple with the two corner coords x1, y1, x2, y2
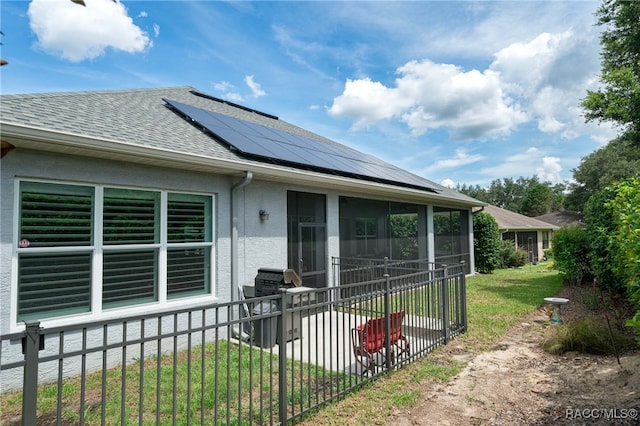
(386, 286, 640, 425)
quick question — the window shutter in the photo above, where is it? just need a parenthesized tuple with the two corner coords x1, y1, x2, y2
(167, 194, 211, 243)
(20, 182, 93, 247)
(167, 247, 210, 297)
(167, 194, 212, 297)
(18, 253, 91, 321)
(103, 250, 157, 307)
(104, 189, 159, 244)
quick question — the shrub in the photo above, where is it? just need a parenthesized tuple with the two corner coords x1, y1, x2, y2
(584, 186, 625, 293)
(473, 212, 502, 273)
(606, 177, 640, 337)
(541, 317, 636, 355)
(498, 240, 527, 269)
(551, 226, 592, 285)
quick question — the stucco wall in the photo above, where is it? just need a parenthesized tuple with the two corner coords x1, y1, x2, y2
(0, 149, 236, 334)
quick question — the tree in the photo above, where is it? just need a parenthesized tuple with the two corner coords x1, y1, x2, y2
(457, 183, 489, 203)
(486, 177, 536, 212)
(582, 0, 640, 147)
(565, 136, 640, 211)
(472, 212, 501, 274)
(520, 183, 554, 216)
(459, 176, 566, 214)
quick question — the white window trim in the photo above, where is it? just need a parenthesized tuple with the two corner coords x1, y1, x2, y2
(11, 179, 217, 332)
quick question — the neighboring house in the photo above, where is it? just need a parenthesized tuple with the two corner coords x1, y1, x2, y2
(479, 204, 559, 262)
(1, 86, 483, 337)
(535, 211, 585, 228)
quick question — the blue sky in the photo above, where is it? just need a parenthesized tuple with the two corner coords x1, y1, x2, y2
(0, 0, 617, 188)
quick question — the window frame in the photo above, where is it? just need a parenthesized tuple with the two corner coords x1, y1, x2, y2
(13, 179, 216, 327)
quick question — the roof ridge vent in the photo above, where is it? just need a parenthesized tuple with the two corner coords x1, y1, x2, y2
(189, 90, 279, 120)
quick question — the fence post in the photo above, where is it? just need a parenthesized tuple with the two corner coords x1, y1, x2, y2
(441, 265, 450, 344)
(278, 290, 288, 425)
(383, 274, 392, 371)
(21, 321, 42, 426)
(460, 261, 467, 332)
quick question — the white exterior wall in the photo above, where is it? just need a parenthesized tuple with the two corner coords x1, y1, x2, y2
(0, 150, 235, 335)
(239, 182, 289, 289)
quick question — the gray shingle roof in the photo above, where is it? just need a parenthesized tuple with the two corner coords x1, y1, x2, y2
(480, 205, 559, 230)
(1, 86, 482, 206)
(535, 211, 584, 227)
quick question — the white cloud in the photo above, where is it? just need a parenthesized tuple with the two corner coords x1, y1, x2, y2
(536, 157, 563, 184)
(245, 75, 266, 98)
(153, 24, 160, 38)
(328, 21, 613, 146)
(479, 148, 565, 184)
(213, 81, 235, 92)
(440, 178, 456, 189)
(329, 60, 527, 139)
(212, 81, 243, 101)
(419, 149, 486, 175)
(28, 0, 151, 62)
(224, 92, 244, 102)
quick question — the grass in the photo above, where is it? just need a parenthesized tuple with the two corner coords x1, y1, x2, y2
(0, 340, 351, 425)
(299, 263, 564, 425)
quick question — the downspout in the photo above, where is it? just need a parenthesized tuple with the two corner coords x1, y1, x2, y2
(231, 171, 253, 303)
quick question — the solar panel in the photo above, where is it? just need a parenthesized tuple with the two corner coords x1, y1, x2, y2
(164, 98, 438, 192)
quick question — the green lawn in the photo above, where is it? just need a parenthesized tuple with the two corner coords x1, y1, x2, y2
(301, 263, 564, 425)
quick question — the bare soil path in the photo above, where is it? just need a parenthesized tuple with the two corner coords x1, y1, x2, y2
(386, 287, 640, 425)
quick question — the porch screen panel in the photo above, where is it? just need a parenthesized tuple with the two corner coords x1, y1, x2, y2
(434, 207, 470, 272)
(18, 253, 91, 321)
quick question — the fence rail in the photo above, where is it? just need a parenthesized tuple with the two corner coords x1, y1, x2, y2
(0, 258, 466, 425)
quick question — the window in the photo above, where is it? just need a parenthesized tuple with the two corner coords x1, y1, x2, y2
(542, 231, 550, 250)
(17, 181, 214, 322)
(18, 182, 94, 320)
(167, 193, 212, 298)
(103, 188, 159, 308)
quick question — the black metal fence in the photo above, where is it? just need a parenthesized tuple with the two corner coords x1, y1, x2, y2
(0, 258, 466, 425)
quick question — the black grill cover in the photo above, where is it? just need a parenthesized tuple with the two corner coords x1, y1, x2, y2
(255, 268, 295, 297)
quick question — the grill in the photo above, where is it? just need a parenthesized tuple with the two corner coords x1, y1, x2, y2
(254, 268, 299, 297)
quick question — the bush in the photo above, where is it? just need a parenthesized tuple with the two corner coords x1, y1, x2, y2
(584, 187, 625, 293)
(606, 177, 640, 337)
(551, 226, 592, 285)
(541, 317, 636, 355)
(498, 240, 527, 268)
(473, 212, 502, 273)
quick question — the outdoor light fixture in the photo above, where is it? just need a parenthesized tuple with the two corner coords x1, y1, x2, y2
(259, 209, 269, 222)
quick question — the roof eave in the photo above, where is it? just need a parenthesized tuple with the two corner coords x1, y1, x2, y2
(1, 122, 482, 207)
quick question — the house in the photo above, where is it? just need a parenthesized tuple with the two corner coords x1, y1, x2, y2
(479, 204, 559, 262)
(0, 86, 483, 336)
